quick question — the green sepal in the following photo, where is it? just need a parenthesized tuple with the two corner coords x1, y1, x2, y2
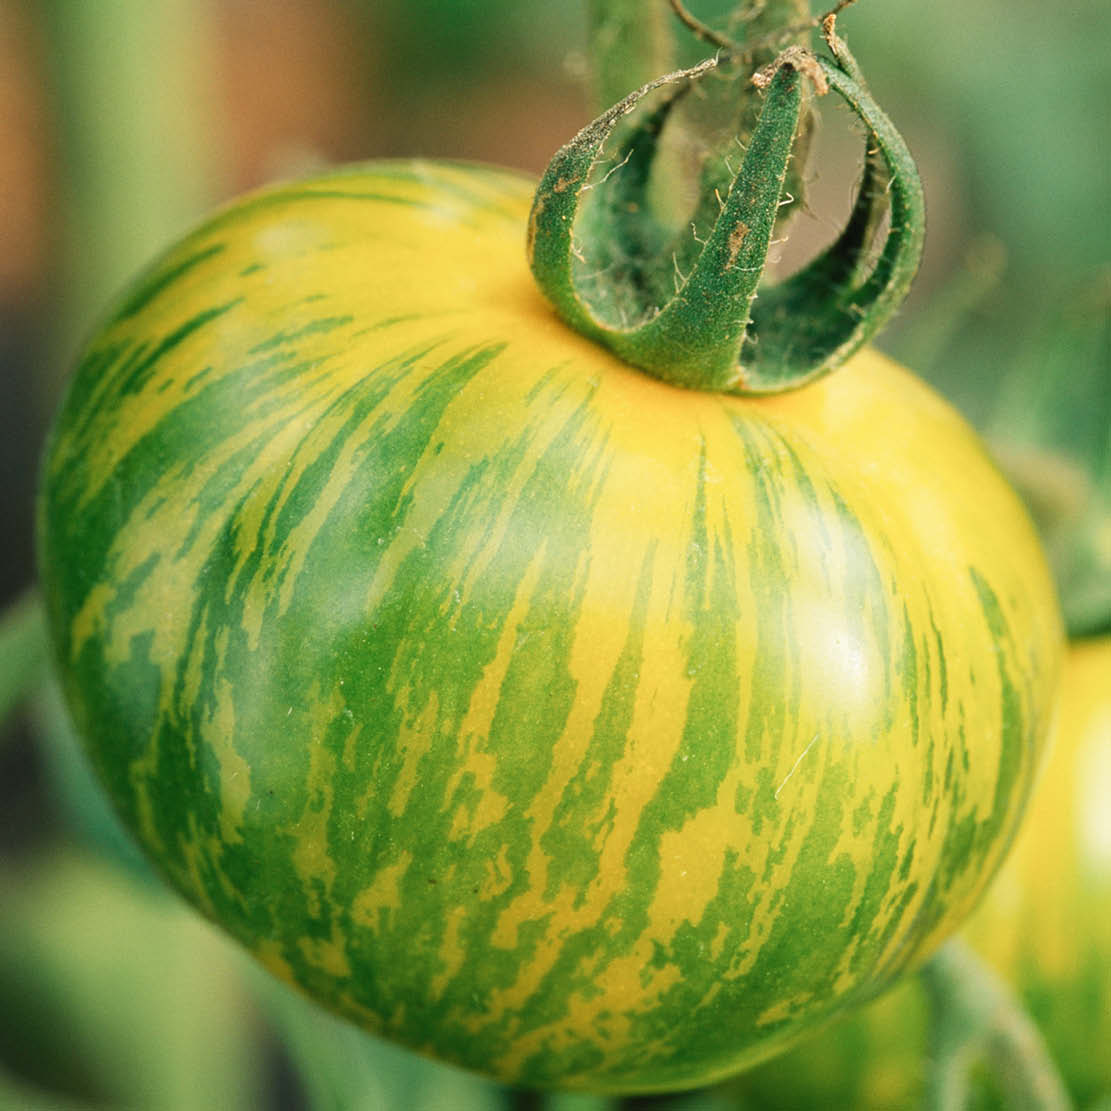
(527, 36, 926, 395)
(744, 50, 925, 391)
(526, 54, 724, 365)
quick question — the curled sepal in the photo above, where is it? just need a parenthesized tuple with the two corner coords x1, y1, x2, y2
(527, 38, 926, 395)
(528, 55, 801, 392)
(744, 41, 926, 392)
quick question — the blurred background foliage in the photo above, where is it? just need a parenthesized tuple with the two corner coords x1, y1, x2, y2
(0, 0, 1107, 1108)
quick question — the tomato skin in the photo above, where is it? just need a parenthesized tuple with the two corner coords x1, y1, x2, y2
(733, 635, 1111, 1108)
(36, 161, 1063, 1092)
(964, 635, 1111, 1104)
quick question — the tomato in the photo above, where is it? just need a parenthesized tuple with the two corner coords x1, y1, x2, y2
(37, 161, 1062, 1092)
(732, 635, 1111, 1108)
(963, 634, 1111, 1103)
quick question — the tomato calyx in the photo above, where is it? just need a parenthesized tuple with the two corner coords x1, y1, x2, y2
(527, 22, 926, 395)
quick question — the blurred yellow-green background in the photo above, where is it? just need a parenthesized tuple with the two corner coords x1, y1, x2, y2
(1, 1, 1108, 1108)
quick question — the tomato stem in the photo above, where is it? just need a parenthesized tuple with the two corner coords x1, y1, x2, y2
(586, 0, 675, 114)
(669, 0, 861, 57)
(920, 940, 1071, 1111)
(528, 22, 925, 394)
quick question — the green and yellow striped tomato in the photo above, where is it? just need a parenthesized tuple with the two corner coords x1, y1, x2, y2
(964, 634, 1111, 1105)
(37, 162, 1063, 1092)
(733, 635, 1111, 1109)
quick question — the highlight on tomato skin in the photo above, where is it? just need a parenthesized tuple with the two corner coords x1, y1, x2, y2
(35, 160, 1064, 1093)
(729, 635, 1111, 1110)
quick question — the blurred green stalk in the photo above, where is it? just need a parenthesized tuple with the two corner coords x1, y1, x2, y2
(0, 591, 47, 736)
(586, 0, 814, 112)
(38, 0, 226, 386)
(922, 941, 1071, 1111)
